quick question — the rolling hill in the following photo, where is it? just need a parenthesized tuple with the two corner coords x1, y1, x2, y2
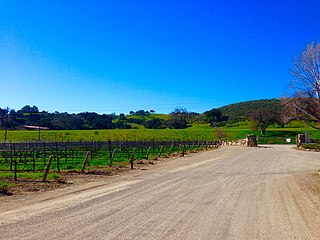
(218, 99, 282, 122)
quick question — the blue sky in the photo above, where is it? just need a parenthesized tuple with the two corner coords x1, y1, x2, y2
(0, 0, 320, 114)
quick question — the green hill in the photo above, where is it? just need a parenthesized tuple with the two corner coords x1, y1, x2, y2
(218, 99, 282, 122)
(124, 99, 283, 127)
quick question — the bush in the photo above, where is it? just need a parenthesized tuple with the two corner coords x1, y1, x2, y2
(215, 128, 228, 140)
(143, 118, 166, 129)
(127, 118, 145, 125)
(301, 143, 320, 150)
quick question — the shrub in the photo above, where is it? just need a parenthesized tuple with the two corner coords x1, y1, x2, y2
(301, 143, 320, 150)
(215, 128, 228, 140)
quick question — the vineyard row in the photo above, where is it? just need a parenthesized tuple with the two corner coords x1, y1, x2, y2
(0, 140, 221, 180)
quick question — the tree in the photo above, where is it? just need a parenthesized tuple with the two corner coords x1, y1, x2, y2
(119, 113, 126, 120)
(249, 107, 280, 135)
(0, 107, 9, 141)
(167, 108, 189, 129)
(7, 109, 20, 128)
(17, 105, 41, 125)
(143, 118, 166, 129)
(134, 110, 149, 116)
(92, 115, 115, 129)
(19, 105, 39, 114)
(203, 108, 228, 127)
(284, 42, 320, 129)
(51, 113, 84, 130)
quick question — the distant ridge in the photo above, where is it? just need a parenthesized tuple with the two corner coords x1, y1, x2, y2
(217, 99, 281, 122)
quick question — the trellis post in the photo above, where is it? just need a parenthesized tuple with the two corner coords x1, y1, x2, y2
(81, 151, 91, 173)
(42, 155, 54, 182)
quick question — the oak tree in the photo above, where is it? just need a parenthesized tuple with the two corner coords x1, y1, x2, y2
(284, 42, 320, 129)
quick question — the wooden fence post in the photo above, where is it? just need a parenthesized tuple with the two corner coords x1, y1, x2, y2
(81, 151, 91, 173)
(130, 148, 136, 169)
(42, 155, 54, 182)
(145, 147, 151, 160)
(14, 157, 17, 181)
(108, 139, 112, 160)
(109, 149, 117, 167)
(158, 146, 163, 158)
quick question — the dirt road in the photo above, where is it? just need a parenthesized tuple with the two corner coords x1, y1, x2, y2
(1, 145, 320, 240)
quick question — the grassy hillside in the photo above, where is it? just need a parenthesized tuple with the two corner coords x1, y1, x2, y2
(127, 113, 169, 121)
(218, 99, 282, 122)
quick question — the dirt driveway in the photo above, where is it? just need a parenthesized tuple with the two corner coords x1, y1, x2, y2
(1, 145, 320, 240)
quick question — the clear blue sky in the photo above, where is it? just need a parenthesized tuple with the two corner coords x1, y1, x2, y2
(1, 0, 319, 114)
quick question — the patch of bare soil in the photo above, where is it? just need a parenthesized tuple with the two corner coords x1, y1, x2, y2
(0, 169, 122, 198)
(0, 179, 70, 197)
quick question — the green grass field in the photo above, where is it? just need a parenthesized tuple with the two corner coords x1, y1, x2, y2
(0, 121, 316, 143)
(221, 121, 318, 143)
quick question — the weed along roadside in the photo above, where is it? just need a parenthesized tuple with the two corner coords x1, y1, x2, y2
(0, 140, 221, 197)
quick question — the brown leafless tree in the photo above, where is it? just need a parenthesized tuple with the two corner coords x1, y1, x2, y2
(283, 42, 320, 129)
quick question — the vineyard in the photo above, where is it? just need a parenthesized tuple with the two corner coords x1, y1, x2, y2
(0, 140, 220, 181)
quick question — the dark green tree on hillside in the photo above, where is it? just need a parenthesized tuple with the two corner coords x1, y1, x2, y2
(203, 108, 228, 127)
(51, 113, 84, 130)
(0, 107, 9, 141)
(119, 113, 126, 120)
(167, 108, 189, 129)
(19, 105, 39, 113)
(143, 118, 166, 129)
(17, 105, 41, 125)
(249, 106, 281, 135)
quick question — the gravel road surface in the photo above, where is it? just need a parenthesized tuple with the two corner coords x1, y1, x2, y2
(1, 145, 320, 240)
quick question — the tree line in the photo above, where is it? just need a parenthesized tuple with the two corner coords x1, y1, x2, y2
(0, 106, 227, 131)
(0, 102, 286, 136)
